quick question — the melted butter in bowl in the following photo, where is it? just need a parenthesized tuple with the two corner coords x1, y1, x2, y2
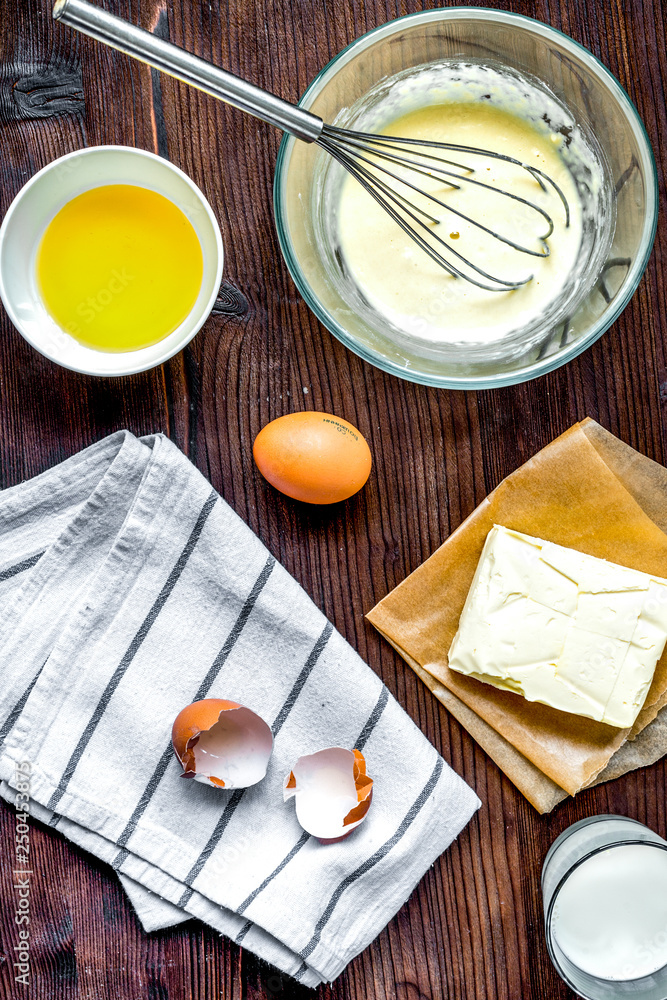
(337, 102, 583, 346)
(37, 184, 204, 353)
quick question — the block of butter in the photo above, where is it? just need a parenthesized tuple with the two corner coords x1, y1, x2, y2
(448, 526, 667, 728)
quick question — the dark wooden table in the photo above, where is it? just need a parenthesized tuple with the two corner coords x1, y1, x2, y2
(1, 0, 665, 997)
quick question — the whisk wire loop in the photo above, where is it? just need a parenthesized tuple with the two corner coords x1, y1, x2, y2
(321, 138, 534, 292)
(329, 136, 554, 258)
(318, 123, 571, 289)
(325, 127, 571, 207)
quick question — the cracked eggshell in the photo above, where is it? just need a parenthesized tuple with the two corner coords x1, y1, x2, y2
(284, 747, 373, 840)
(172, 698, 273, 789)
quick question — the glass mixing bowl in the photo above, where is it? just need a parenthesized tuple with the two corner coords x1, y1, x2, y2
(274, 7, 657, 389)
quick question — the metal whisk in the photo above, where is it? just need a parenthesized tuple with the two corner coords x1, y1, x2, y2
(53, 0, 570, 292)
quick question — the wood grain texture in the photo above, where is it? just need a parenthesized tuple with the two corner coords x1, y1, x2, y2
(0, 0, 666, 997)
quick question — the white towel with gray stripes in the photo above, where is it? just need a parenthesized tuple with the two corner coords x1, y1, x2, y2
(0, 430, 480, 986)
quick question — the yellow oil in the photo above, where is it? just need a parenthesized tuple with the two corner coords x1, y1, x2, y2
(36, 184, 204, 352)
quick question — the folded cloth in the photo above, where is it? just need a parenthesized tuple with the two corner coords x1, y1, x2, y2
(0, 431, 479, 986)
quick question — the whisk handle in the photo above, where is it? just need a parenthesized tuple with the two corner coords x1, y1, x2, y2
(53, 0, 324, 143)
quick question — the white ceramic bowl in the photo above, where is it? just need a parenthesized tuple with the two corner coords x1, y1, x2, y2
(0, 145, 223, 376)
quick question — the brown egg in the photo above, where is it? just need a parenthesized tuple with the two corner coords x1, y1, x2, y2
(172, 698, 273, 789)
(284, 748, 373, 840)
(253, 411, 372, 504)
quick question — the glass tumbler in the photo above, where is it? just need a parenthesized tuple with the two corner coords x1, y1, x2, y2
(542, 815, 667, 999)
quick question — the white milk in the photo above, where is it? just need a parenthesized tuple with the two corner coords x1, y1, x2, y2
(551, 844, 667, 981)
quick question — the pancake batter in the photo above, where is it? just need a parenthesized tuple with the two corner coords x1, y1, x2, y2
(336, 102, 583, 345)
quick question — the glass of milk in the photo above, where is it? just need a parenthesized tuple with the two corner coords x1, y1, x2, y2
(542, 815, 667, 999)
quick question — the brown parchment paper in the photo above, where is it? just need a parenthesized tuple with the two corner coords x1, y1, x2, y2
(367, 419, 667, 811)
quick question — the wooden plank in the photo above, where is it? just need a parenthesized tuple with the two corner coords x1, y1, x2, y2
(0, 0, 666, 997)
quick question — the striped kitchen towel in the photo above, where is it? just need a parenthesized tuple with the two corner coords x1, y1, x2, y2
(0, 430, 480, 986)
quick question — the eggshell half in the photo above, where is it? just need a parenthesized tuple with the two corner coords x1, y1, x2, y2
(284, 747, 373, 839)
(253, 411, 372, 504)
(172, 698, 273, 789)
